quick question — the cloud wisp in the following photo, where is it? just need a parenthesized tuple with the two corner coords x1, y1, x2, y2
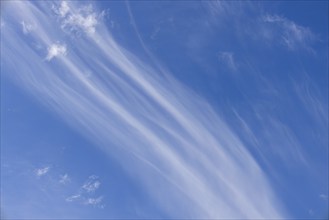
(35, 166, 50, 177)
(1, 1, 289, 218)
(261, 14, 316, 51)
(66, 175, 104, 208)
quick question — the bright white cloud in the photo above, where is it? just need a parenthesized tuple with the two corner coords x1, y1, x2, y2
(35, 166, 50, 177)
(46, 43, 67, 61)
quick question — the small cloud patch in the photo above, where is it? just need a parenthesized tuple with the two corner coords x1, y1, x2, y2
(59, 173, 71, 184)
(46, 43, 67, 61)
(65, 175, 104, 208)
(35, 166, 50, 177)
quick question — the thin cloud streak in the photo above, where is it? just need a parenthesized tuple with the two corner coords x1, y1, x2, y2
(2, 1, 289, 218)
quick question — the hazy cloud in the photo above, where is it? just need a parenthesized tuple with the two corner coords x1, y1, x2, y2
(262, 14, 316, 51)
(218, 51, 237, 71)
(59, 173, 71, 184)
(21, 21, 35, 34)
(35, 166, 50, 177)
(319, 194, 328, 201)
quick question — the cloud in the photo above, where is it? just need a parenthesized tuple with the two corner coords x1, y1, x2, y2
(262, 14, 316, 51)
(58, 1, 70, 17)
(65, 175, 104, 208)
(59, 173, 70, 184)
(84, 196, 104, 207)
(82, 175, 101, 193)
(319, 194, 328, 201)
(65, 194, 80, 202)
(218, 51, 237, 71)
(46, 43, 67, 61)
(35, 166, 50, 177)
(21, 21, 35, 34)
(2, 1, 294, 218)
(53, 1, 103, 35)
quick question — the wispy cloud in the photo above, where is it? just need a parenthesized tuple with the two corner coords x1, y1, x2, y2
(84, 196, 104, 207)
(66, 175, 104, 208)
(59, 173, 70, 184)
(46, 43, 67, 61)
(82, 175, 101, 193)
(2, 1, 292, 218)
(319, 194, 328, 201)
(21, 21, 35, 34)
(261, 14, 316, 51)
(218, 51, 238, 71)
(35, 166, 50, 177)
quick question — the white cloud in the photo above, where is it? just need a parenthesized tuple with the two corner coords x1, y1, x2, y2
(21, 21, 35, 34)
(84, 196, 103, 206)
(46, 43, 67, 61)
(63, 13, 97, 34)
(65, 175, 104, 208)
(59, 173, 70, 184)
(66, 194, 80, 202)
(262, 14, 316, 51)
(35, 166, 50, 177)
(218, 51, 237, 71)
(3, 1, 294, 218)
(54, 2, 102, 35)
(82, 175, 101, 193)
(59, 1, 70, 17)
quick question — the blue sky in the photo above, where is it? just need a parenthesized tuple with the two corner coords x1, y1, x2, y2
(0, 1, 328, 219)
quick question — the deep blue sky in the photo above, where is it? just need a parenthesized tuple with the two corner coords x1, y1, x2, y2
(1, 1, 328, 219)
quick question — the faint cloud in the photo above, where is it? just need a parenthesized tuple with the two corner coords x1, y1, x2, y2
(319, 194, 328, 201)
(84, 196, 104, 207)
(218, 51, 238, 71)
(82, 175, 101, 193)
(46, 43, 67, 61)
(262, 14, 316, 51)
(59, 173, 71, 184)
(66, 194, 80, 202)
(35, 166, 50, 177)
(21, 21, 35, 34)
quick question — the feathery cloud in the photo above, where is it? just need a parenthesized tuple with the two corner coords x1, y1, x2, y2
(262, 14, 316, 51)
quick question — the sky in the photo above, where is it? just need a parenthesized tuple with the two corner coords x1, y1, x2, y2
(0, 1, 328, 219)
